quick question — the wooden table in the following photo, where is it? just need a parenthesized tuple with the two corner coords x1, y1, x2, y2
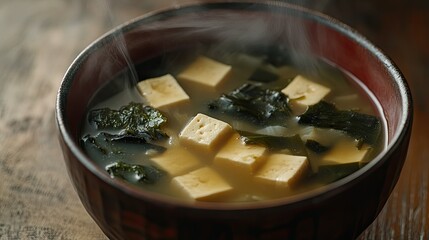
(0, 0, 427, 239)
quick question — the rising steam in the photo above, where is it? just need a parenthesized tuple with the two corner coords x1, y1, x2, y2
(92, 0, 333, 97)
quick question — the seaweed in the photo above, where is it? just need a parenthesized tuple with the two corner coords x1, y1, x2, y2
(298, 101, 381, 145)
(82, 102, 168, 159)
(82, 133, 121, 155)
(81, 132, 166, 156)
(239, 131, 307, 156)
(106, 161, 164, 184)
(305, 140, 330, 153)
(88, 102, 168, 142)
(312, 162, 365, 184)
(208, 83, 292, 126)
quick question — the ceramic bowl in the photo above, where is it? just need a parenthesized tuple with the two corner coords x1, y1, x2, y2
(56, 2, 412, 239)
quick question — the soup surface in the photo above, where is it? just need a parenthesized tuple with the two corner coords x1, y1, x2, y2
(81, 45, 386, 202)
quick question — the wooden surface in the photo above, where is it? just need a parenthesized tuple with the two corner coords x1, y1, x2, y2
(0, 0, 427, 239)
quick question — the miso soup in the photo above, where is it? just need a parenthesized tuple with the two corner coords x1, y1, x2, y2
(81, 45, 386, 202)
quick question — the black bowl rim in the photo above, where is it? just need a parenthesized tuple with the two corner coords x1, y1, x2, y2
(56, 1, 413, 211)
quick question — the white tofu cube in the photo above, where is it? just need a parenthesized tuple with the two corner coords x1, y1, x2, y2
(179, 113, 233, 153)
(150, 147, 201, 177)
(137, 74, 189, 109)
(178, 56, 231, 88)
(255, 154, 309, 187)
(172, 167, 233, 201)
(214, 134, 266, 174)
(322, 141, 371, 165)
(281, 75, 331, 106)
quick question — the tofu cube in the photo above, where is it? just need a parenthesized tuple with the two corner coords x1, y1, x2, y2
(322, 141, 371, 165)
(179, 113, 233, 153)
(281, 75, 331, 106)
(214, 134, 267, 174)
(137, 74, 189, 109)
(178, 56, 231, 88)
(255, 154, 309, 187)
(150, 147, 201, 177)
(172, 167, 233, 201)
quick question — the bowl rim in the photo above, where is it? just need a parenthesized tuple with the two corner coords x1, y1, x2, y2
(56, 1, 413, 211)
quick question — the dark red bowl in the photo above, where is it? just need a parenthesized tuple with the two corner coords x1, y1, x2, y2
(56, 2, 412, 239)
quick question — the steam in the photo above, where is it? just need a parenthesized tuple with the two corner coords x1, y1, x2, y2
(91, 1, 334, 99)
(96, 0, 139, 86)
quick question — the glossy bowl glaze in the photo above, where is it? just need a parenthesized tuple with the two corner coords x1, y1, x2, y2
(56, 2, 412, 239)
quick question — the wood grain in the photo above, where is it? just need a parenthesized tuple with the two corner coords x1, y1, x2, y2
(0, 1, 157, 239)
(0, 0, 427, 239)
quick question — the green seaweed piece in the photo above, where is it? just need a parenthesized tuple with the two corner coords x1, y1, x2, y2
(298, 101, 381, 145)
(313, 162, 365, 184)
(305, 140, 330, 153)
(82, 132, 166, 156)
(106, 161, 164, 184)
(88, 102, 168, 142)
(81, 133, 122, 155)
(208, 83, 291, 126)
(239, 131, 307, 156)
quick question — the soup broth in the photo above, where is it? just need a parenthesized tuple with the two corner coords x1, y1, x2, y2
(81, 44, 386, 202)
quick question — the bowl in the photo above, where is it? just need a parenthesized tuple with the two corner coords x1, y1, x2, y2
(56, 1, 412, 239)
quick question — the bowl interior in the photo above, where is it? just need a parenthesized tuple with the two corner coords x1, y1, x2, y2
(58, 2, 410, 207)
